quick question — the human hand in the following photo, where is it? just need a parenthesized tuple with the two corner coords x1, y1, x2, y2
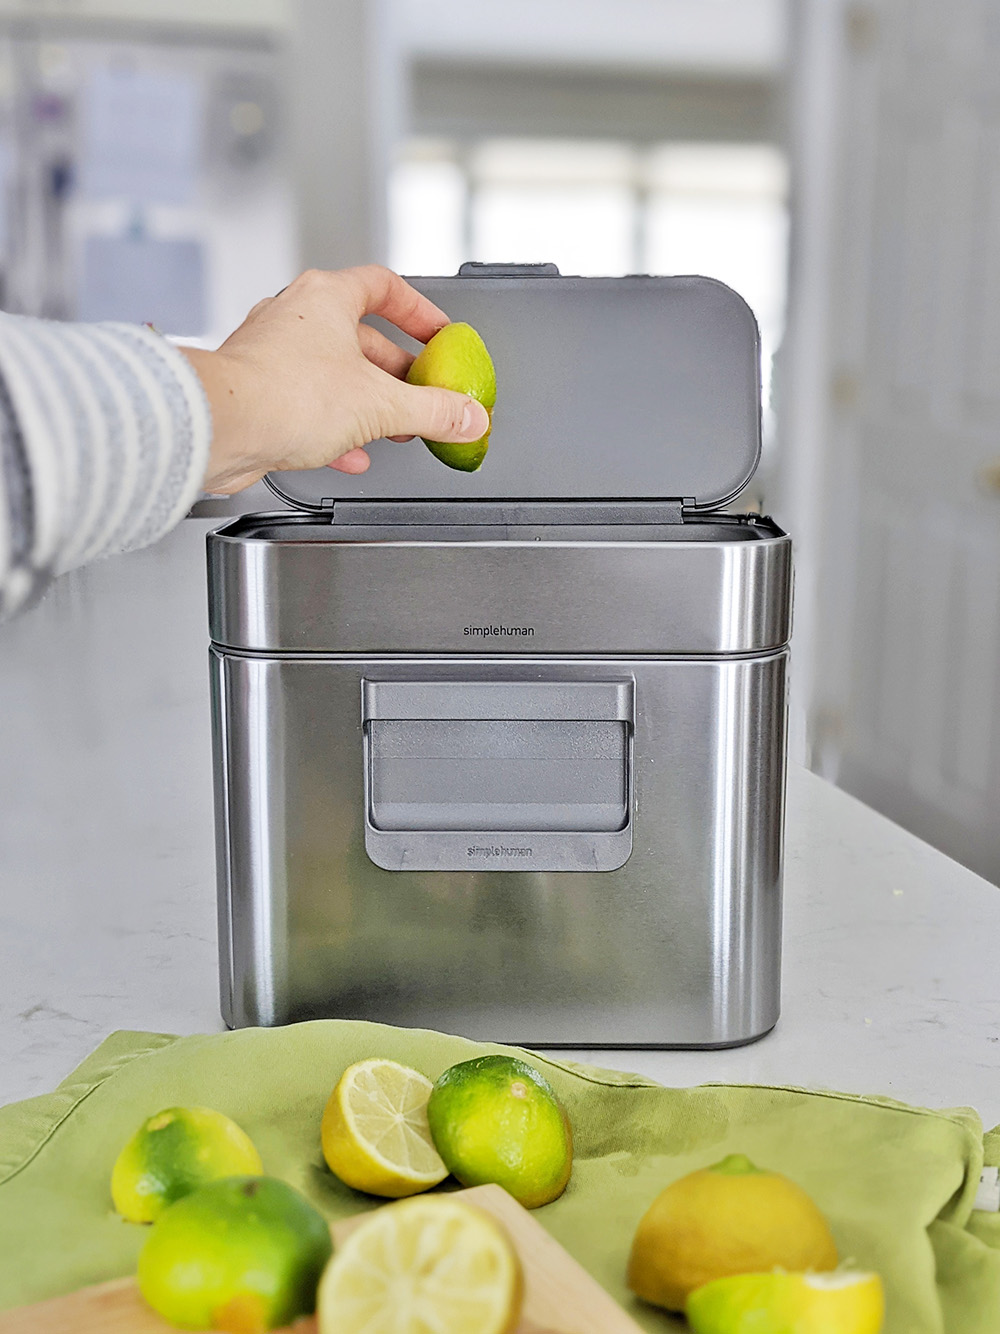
(185, 265, 491, 494)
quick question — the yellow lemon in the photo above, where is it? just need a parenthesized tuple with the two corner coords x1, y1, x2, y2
(137, 1175, 332, 1332)
(427, 1054, 573, 1209)
(686, 1270, 885, 1333)
(627, 1153, 838, 1311)
(317, 1195, 522, 1334)
(405, 321, 496, 472)
(321, 1058, 448, 1197)
(111, 1106, 263, 1223)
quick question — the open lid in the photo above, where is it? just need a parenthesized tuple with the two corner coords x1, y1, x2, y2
(266, 265, 761, 512)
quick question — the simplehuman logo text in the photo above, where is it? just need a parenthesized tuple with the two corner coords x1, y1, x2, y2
(463, 625, 535, 637)
(467, 845, 533, 858)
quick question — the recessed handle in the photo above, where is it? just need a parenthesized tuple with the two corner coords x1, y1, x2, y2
(362, 679, 633, 723)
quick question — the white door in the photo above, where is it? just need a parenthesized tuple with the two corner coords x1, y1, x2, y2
(782, 0, 1000, 883)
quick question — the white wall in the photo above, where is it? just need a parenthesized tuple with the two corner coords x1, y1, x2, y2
(396, 0, 786, 75)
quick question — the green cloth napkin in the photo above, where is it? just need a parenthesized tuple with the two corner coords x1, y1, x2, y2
(0, 1023, 998, 1332)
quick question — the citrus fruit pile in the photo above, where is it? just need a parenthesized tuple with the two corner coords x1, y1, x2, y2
(108, 1052, 569, 1333)
(111, 1105, 331, 1331)
(107, 1060, 885, 1334)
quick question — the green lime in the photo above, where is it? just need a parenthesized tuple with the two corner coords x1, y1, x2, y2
(427, 1055, 572, 1209)
(405, 321, 496, 472)
(137, 1175, 332, 1332)
(111, 1106, 263, 1223)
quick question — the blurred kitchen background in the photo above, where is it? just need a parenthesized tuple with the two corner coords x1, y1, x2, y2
(2, 0, 1000, 951)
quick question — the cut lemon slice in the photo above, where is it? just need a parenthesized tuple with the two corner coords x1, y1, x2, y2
(686, 1269, 885, 1333)
(317, 1196, 523, 1334)
(321, 1058, 449, 1197)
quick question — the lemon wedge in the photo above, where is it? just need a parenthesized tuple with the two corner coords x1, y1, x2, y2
(317, 1196, 523, 1334)
(321, 1058, 448, 1197)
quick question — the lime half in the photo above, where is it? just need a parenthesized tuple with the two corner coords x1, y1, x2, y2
(405, 322, 496, 472)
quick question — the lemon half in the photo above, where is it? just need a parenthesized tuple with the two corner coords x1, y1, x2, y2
(318, 1196, 523, 1334)
(686, 1269, 885, 1334)
(321, 1058, 448, 1197)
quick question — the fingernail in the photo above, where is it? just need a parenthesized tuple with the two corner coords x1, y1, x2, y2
(462, 399, 488, 438)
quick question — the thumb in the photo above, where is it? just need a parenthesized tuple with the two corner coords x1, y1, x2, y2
(382, 381, 490, 442)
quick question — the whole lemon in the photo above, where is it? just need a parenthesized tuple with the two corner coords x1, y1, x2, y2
(137, 1175, 332, 1332)
(627, 1153, 838, 1311)
(427, 1055, 572, 1209)
(686, 1270, 885, 1334)
(405, 322, 496, 472)
(111, 1106, 263, 1223)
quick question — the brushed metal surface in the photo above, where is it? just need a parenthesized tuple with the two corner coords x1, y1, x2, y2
(207, 514, 791, 656)
(265, 273, 762, 512)
(211, 651, 787, 1046)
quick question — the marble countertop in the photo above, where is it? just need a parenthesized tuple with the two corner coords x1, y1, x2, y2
(1, 520, 997, 1121)
(2, 758, 998, 1123)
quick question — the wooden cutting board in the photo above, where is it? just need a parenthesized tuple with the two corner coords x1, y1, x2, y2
(0, 1184, 645, 1334)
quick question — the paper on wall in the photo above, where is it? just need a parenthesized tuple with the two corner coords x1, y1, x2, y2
(78, 65, 202, 206)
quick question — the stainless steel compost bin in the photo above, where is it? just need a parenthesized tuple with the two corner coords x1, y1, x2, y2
(207, 264, 792, 1046)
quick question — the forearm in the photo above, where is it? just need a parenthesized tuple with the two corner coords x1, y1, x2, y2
(0, 315, 211, 619)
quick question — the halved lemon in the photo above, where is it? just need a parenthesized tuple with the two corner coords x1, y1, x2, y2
(317, 1196, 523, 1334)
(321, 1058, 449, 1197)
(685, 1269, 885, 1333)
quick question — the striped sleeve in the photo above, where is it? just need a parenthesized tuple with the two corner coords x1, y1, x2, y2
(0, 314, 211, 619)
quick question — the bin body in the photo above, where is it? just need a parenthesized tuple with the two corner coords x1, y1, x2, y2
(208, 512, 790, 1046)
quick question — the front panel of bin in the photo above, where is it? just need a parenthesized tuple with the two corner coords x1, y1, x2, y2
(212, 651, 786, 1046)
(362, 679, 634, 872)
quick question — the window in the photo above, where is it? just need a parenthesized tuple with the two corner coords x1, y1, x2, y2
(389, 135, 788, 405)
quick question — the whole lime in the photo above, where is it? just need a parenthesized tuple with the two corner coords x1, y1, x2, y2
(405, 321, 496, 472)
(111, 1106, 262, 1223)
(627, 1153, 839, 1312)
(137, 1175, 332, 1332)
(427, 1055, 572, 1209)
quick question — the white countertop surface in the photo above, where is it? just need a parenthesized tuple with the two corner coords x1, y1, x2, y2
(2, 758, 998, 1121)
(1, 522, 998, 1121)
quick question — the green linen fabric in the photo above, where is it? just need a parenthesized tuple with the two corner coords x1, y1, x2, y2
(0, 1023, 998, 1332)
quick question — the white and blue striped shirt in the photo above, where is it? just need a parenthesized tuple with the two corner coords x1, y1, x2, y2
(0, 314, 211, 619)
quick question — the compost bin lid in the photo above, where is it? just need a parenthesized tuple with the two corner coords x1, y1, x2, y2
(265, 264, 761, 512)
